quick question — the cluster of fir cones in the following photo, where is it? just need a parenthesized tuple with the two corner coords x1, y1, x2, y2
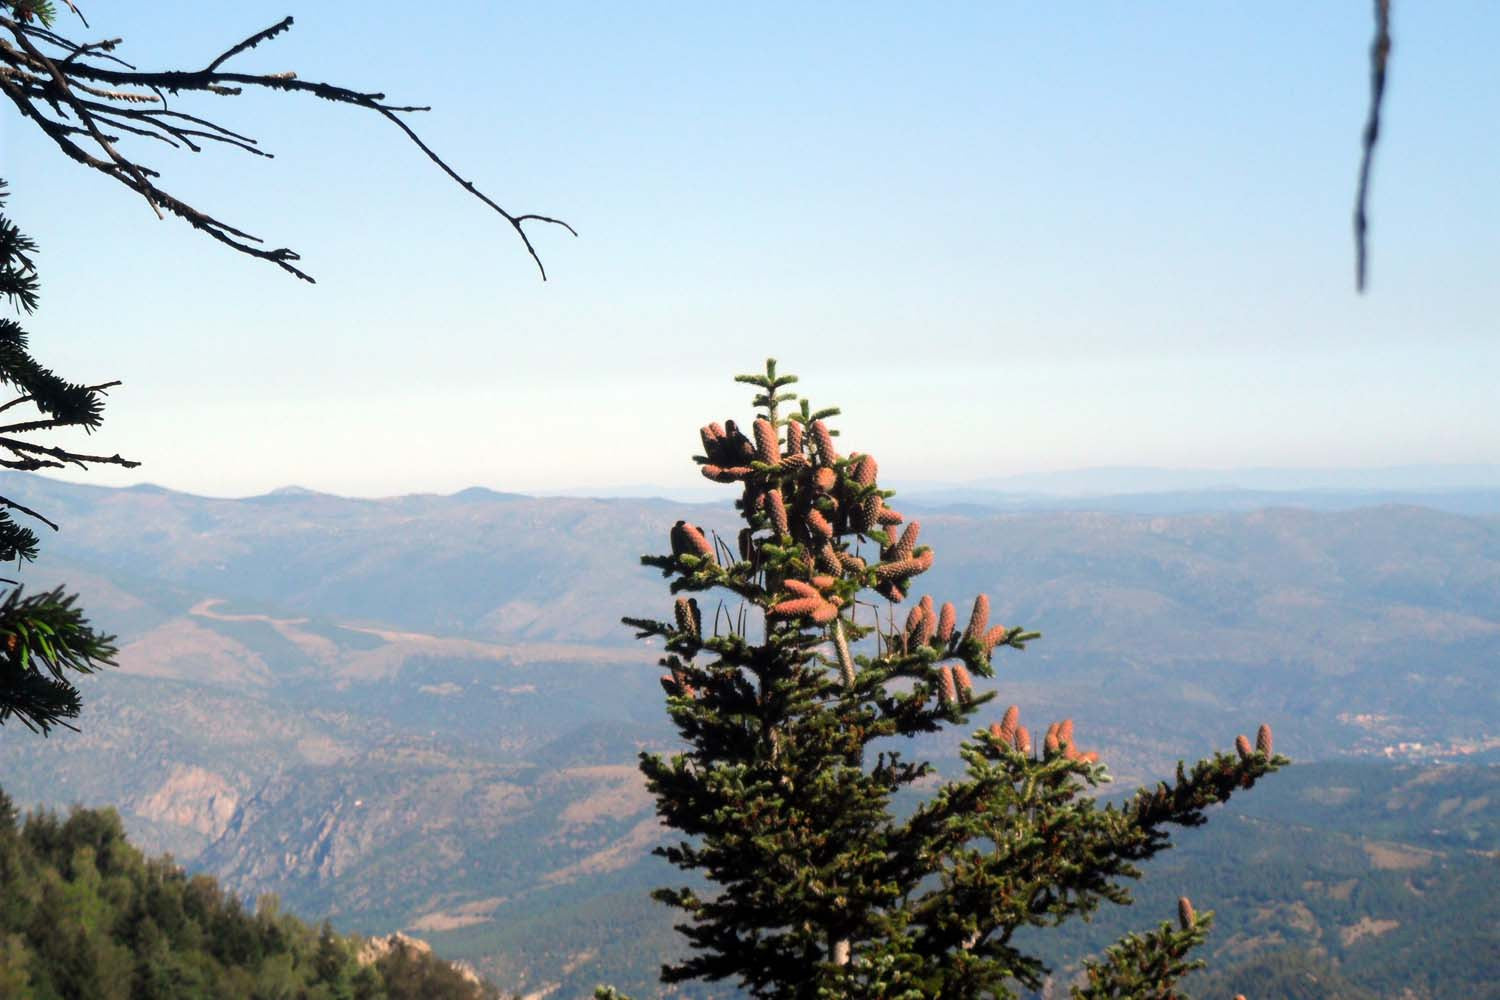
(676, 411, 1278, 781)
(694, 415, 933, 602)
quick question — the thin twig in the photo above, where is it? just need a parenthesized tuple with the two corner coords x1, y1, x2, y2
(1354, 0, 1391, 293)
(0, 494, 59, 531)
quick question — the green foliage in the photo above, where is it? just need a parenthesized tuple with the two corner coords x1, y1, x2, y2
(0, 790, 507, 999)
(608, 361, 1286, 999)
(0, 181, 134, 735)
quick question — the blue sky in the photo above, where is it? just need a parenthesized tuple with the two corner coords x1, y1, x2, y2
(2, 2, 1496, 497)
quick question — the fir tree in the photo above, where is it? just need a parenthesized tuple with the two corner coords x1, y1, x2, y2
(606, 360, 1288, 999)
(0, 182, 133, 734)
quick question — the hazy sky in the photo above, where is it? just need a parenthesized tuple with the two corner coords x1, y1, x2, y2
(3, 3, 1495, 497)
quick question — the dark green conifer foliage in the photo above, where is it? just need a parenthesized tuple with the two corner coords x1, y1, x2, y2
(0, 181, 136, 734)
(608, 361, 1288, 999)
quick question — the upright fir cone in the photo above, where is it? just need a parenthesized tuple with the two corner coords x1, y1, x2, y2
(904, 606, 925, 648)
(810, 420, 838, 465)
(964, 594, 990, 644)
(853, 453, 877, 486)
(918, 602, 937, 647)
(674, 597, 701, 639)
(785, 418, 804, 455)
(817, 543, 843, 575)
(1058, 718, 1075, 751)
(1235, 734, 1253, 760)
(952, 664, 974, 704)
(1177, 896, 1197, 930)
(983, 625, 1008, 656)
(914, 595, 935, 631)
(857, 495, 882, 532)
(999, 704, 1020, 743)
(1014, 725, 1032, 755)
(806, 508, 834, 541)
(937, 602, 956, 643)
(876, 504, 905, 525)
(671, 521, 718, 565)
(888, 521, 920, 561)
(1044, 722, 1061, 756)
(1257, 723, 1274, 756)
(700, 422, 725, 461)
(767, 489, 790, 536)
(813, 467, 838, 494)
(937, 665, 958, 709)
(753, 418, 778, 465)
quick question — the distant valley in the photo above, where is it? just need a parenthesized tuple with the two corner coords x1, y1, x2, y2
(0, 473, 1495, 996)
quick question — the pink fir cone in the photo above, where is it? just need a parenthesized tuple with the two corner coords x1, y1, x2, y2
(889, 521, 920, 561)
(999, 705, 1020, 743)
(983, 625, 1008, 656)
(1257, 723, 1274, 756)
(783, 579, 820, 599)
(919, 603, 937, 648)
(1014, 725, 1032, 755)
(904, 605, 925, 646)
(674, 597, 700, 638)
(1235, 734, 1253, 760)
(806, 508, 834, 541)
(754, 418, 779, 465)
(964, 594, 990, 644)
(810, 420, 838, 465)
(1044, 722, 1060, 756)
(814, 467, 838, 493)
(837, 551, 867, 574)
(785, 419, 804, 455)
(937, 602, 956, 643)
(814, 543, 841, 575)
(767, 489, 790, 536)
(683, 523, 717, 563)
(952, 664, 974, 704)
(770, 596, 823, 618)
(700, 422, 725, 460)
(1178, 897, 1197, 930)
(937, 665, 958, 709)
(853, 453, 878, 486)
(873, 553, 928, 582)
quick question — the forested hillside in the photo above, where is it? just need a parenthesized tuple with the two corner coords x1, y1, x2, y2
(0, 790, 504, 999)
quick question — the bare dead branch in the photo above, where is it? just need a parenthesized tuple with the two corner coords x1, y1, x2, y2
(0, 494, 58, 531)
(0, 11, 573, 280)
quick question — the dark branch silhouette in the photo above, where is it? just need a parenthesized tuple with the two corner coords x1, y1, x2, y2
(1354, 0, 1391, 293)
(0, 8, 575, 281)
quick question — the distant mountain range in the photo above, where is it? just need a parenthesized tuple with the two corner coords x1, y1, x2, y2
(0, 473, 1495, 996)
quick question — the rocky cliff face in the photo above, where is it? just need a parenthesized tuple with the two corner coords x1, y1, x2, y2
(131, 765, 240, 840)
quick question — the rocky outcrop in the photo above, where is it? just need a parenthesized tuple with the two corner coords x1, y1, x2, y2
(132, 766, 240, 840)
